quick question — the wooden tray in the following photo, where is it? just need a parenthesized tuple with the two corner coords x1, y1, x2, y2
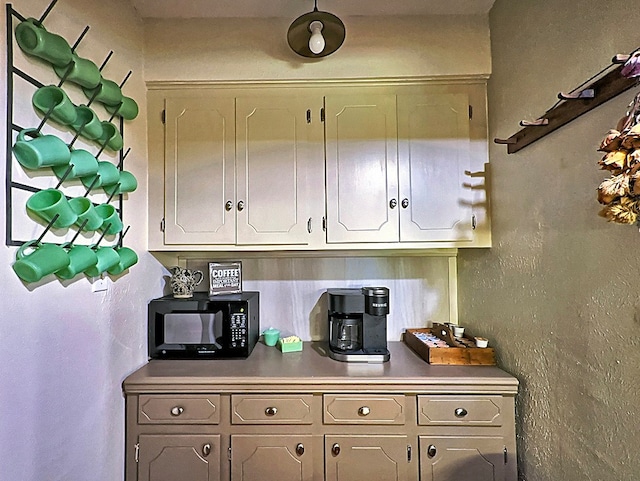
(403, 324, 496, 365)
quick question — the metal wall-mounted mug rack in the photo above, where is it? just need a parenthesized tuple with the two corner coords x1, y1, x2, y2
(5, 0, 139, 284)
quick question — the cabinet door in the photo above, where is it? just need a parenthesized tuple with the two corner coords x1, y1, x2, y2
(325, 435, 409, 481)
(231, 434, 314, 481)
(164, 97, 236, 245)
(138, 434, 221, 481)
(397, 93, 473, 242)
(419, 436, 505, 481)
(236, 96, 322, 245)
(325, 94, 399, 243)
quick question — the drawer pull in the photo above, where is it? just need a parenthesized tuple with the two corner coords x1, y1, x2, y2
(202, 443, 211, 457)
(265, 406, 278, 416)
(454, 407, 468, 418)
(170, 406, 184, 416)
(296, 443, 305, 456)
(358, 406, 371, 416)
(427, 444, 437, 457)
(332, 443, 341, 456)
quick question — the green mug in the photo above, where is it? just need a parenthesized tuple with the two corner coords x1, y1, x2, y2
(69, 197, 104, 231)
(81, 160, 120, 189)
(98, 121, 124, 151)
(83, 78, 122, 107)
(53, 148, 99, 180)
(26, 188, 78, 228)
(84, 246, 120, 277)
(12, 240, 70, 283)
(53, 53, 101, 89)
(56, 244, 98, 280)
(107, 246, 138, 275)
(103, 170, 138, 195)
(105, 96, 139, 121)
(95, 204, 123, 235)
(14, 18, 72, 67)
(71, 105, 103, 140)
(32, 85, 78, 126)
(13, 128, 71, 170)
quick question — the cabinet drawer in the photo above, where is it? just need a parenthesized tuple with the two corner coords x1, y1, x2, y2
(417, 395, 503, 427)
(323, 395, 405, 425)
(138, 395, 221, 424)
(231, 394, 313, 424)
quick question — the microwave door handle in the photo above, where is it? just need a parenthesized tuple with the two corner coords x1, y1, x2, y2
(213, 310, 223, 349)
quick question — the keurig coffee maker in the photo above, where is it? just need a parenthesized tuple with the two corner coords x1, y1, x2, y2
(327, 287, 390, 363)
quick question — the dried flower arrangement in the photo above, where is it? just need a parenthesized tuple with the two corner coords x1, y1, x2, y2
(597, 91, 640, 224)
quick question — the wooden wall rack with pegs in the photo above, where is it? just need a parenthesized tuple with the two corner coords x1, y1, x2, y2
(494, 51, 640, 154)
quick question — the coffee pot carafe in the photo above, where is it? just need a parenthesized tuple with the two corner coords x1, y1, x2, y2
(327, 287, 390, 363)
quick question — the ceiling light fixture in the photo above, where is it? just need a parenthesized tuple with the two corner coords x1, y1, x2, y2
(287, 0, 345, 58)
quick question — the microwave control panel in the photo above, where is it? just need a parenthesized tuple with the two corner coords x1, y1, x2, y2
(230, 312, 248, 348)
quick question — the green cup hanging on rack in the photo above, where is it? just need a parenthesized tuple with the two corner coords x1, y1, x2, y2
(53, 148, 99, 180)
(80, 160, 120, 189)
(53, 53, 101, 89)
(107, 246, 138, 275)
(95, 204, 123, 235)
(14, 18, 73, 67)
(26, 188, 78, 229)
(84, 246, 120, 277)
(68, 197, 104, 232)
(13, 128, 70, 170)
(13, 240, 70, 283)
(103, 170, 137, 195)
(55, 244, 98, 280)
(105, 96, 139, 121)
(83, 78, 123, 107)
(32, 85, 78, 126)
(71, 105, 103, 140)
(98, 121, 124, 151)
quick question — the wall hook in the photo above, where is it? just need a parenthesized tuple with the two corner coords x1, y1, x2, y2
(558, 89, 595, 100)
(92, 223, 111, 248)
(70, 25, 90, 52)
(519, 118, 549, 127)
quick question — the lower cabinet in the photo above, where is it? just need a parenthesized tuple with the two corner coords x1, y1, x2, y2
(137, 434, 221, 481)
(123, 345, 517, 481)
(325, 435, 409, 481)
(230, 435, 314, 481)
(419, 436, 506, 481)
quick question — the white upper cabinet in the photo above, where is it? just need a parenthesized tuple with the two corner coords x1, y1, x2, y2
(397, 92, 473, 242)
(235, 95, 322, 245)
(325, 93, 399, 244)
(163, 96, 236, 245)
(147, 80, 490, 252)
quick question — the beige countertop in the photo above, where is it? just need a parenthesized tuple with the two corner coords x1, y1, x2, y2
(123, 342, 518, 395)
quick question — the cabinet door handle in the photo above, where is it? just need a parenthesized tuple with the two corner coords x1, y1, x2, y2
(265, 406, 278, 416)
(389, 198, 398, 209)
(427, 444, 437, 457)
(454, 407, 468, 418)
(237, 200, 245, 211)
(332, 443, 340, 456)
(307, 217, 312, 233)
(358, 406, 370, 416)
(401, 198, 409, 209)
(202, 443, 211, 457)
(225, 200, 233, 211)
(296, 443, 305, 456)
(170, 406, 184, 416)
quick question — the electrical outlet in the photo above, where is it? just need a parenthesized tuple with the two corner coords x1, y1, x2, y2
(92, 277, 108, 292)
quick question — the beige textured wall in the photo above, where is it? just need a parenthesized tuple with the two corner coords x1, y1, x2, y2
(143, 15, 491, 81)
(458, 0, 640, 479)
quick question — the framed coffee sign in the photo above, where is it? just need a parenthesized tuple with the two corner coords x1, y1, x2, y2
(208, 261, 242, 295)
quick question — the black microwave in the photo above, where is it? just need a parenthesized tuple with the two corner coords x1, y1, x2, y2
(148, 292, 260, 359)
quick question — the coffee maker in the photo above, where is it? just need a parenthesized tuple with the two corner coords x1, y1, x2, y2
(327, 287, 390, 363)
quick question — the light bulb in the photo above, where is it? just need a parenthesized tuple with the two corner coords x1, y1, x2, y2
(308, 21, 325, 54)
